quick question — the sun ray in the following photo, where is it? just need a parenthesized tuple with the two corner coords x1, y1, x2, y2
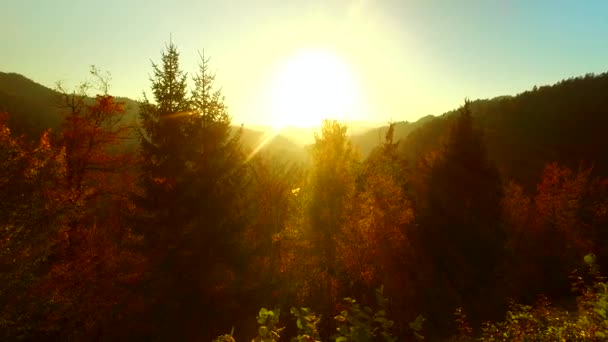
(244, 127, 282, 163)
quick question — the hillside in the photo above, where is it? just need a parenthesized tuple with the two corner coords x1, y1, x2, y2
(397, 73, 608, 189)
(238, 127, 309, 164)
(351, 115, 435, 156)
(0, 71, 140, 139)
(0, 72, 64, 137)
(0, 71, 304, 160)
(5, 70, 608, 186)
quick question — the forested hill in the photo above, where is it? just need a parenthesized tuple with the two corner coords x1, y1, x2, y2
(356, 72, 608, 189)
(351, 115, 435, 156)
(4, 69, 608, 187)
(0, 71, 140, 139)
(0, 71, 304, 159)
(0, 72, 62, 138)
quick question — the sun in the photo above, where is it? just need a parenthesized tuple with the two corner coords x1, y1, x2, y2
(267, 48, 362, 129)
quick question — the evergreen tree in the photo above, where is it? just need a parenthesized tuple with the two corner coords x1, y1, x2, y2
(421, 100, 504, 332)
(137, 41, 192, 249)
(135, 43, 248, 340)
(135, 42, 199, 339)
(181, 52, 249, 325)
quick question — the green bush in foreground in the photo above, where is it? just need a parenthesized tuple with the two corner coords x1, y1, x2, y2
(217, 255, 608, 341)
(215, 286, 406, 342)
(453, 254, 608, 341)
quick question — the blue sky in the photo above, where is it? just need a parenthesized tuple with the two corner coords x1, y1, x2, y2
(2, 0, 608, 127)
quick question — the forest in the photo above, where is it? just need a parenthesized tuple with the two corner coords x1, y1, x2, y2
(1, 42, 608, 341)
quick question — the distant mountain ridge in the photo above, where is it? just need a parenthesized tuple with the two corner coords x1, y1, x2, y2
(0, 71, 305, 160)
(3, 70, 608, 185)
(398, 72, 608, 189)
(0, 71, 141, 138)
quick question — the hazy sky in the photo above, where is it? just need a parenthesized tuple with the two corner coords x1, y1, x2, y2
(3, 0, 608, 127)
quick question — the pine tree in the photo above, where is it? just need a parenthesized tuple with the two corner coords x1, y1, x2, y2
(421, 100, 504, 330)
(135, 42, 200, 339)
(137, 41, 192, 248)
(181, 52, 249, 308)
(135, 43, 248, 340)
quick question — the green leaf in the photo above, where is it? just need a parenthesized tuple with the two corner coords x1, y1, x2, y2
(257, 307, 269, 324)
(383, 320, 394, 329)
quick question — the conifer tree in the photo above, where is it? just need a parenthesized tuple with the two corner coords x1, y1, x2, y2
(137, 41, 192, 248)
(421, 100, 504, 330)
(136, 42, 248, 340)
(135, 42, 200, 339)
(181, 52, 249, 311)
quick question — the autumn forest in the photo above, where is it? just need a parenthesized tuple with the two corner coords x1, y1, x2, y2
(1, 42, 608, 341)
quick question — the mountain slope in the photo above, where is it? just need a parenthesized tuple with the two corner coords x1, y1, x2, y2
(351, 115, 435, 156)
(400, 73, 608, 189)
(0, 71, 140, 139)
(0, 71, 305, 161)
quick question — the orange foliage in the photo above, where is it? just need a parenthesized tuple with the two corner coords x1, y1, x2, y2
(339, 170, 414, 284)
(502, 162, 608, 299)
(0, 90, 142, 338)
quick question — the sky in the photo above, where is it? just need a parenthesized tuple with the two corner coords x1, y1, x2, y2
(2, 0, 608, 128)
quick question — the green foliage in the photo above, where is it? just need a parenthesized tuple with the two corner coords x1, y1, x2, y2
(333, 286, 397, 342)
(216, 287, 418, 342)
(409, 315, 426, 341)
(290, 307, 321, 342)
(477, 254, 608, 341)
(253, 308, 284, 342)
(213, 327, 236, 342)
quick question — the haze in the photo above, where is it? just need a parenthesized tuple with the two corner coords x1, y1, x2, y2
(3, 0, 608, 127)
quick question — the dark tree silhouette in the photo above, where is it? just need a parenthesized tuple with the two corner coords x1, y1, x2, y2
(420, 101, 504, 333)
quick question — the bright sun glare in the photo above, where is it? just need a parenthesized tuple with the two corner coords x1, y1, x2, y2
(268, 48, 361, 129)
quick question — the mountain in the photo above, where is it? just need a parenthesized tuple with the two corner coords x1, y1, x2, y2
(0, 71, 305, 161)
(0, 71, 140, 139)
(4, 70, 608, 184)
(351, 115, 435, 156)
(250, 120, 382, 147)
(0, 72, 63, 138)
(399, 73, 608, 189)
(238, 127, 309, 164)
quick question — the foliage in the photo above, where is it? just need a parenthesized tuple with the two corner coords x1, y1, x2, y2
(0, 69, 142, 339)
(419, 101, 504, 331)
(478, 255, 608, 341)
(502, 163, 608, 301)
(214, 288, 408, 342)
(333, 286, 397, 342)
(134, 41, 249, 340)
(291, 307, 322, 342)
(4, 42, 608, 342)
(253, 308, 284, 342)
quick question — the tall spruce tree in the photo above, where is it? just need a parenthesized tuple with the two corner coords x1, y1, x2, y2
(137, 41, 191, 247)
(183, 52, 249, 316)
(421, 100, 504, 332)
(136, 42, 248, 340)
(135, 41, 196, 339)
